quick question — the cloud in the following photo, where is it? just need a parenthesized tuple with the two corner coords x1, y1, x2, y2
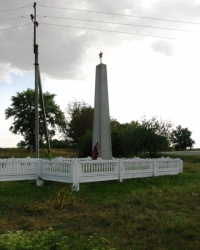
(0, 0, 124, 80)
(0, 0, 163, 80)
(151, 40, 173, 56)
(0, 63, 24, 83)
(0, 0, 199, 80)
(151, 0, 200, 21)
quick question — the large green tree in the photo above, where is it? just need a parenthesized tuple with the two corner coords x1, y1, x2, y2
(171, 125, 195, 150)
(5, 88, 66, 149)
(141, 116, 173, 138)
(65, 101, 94, 147)
(140, 117, 172, 156)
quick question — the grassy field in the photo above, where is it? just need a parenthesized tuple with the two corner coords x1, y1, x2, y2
(0, 147, 77, 158)
(0, 152, 200, 249)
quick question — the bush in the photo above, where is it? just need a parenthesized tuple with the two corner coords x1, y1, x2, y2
(0, 230, 115, 250)
(77, 130, 92, 158)
(0, 229, 69, 250)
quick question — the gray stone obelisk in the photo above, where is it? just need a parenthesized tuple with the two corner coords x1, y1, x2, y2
(92, 52, 112, 160)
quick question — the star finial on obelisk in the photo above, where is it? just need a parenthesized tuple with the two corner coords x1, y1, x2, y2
(99, 51, 103, 64)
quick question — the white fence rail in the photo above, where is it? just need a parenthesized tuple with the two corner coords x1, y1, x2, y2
(0, 158, 37, 181)
(0, 157, 183, 191)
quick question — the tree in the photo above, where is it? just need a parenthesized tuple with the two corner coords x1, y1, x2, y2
(65, 101, 172, 157)
(141, 116, 173, 138)
(111, 118, 170, 157)
(50, 139, 69, 148)
(65, 101, 94, 147)
(171, 125, 195, 150)
(142, 128, 169, 156)
(5, 88, 66, 149)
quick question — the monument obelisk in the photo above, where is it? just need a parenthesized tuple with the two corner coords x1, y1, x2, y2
(92, 52, 112, 160)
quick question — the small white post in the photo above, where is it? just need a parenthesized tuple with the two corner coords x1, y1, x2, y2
(36, 160, 44, 186)
(153, 159, 157, 177)
(119, 159, 123, 182)
(180, 159, 183, 173)
(71, 159, 80, 192)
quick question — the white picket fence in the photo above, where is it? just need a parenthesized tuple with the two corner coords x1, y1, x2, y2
(0, 157, 183, 191)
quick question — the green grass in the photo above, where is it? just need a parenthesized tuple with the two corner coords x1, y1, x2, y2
(0, 153, 200, 249)
(0, 147, 77, 158)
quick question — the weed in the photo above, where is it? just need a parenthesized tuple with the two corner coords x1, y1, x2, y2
(52, 187, 77, 210)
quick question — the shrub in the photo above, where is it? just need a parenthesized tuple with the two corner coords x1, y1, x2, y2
(0, 230, 115, 250)
(77, 130, 92, 158)
(0, 229, 69, 250)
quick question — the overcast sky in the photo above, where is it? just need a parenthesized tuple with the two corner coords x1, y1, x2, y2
(0, 0, 200, 148)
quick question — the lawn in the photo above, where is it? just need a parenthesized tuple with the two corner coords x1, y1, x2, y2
(0, 152, 200, 249)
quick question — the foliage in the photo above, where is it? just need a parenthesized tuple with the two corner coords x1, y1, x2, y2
(0, 230, 114, 250)
(119, 122, 145, 156)
(111, 131, 123, 157)
(111, 119, 170, 157)
(65, 101, 94, 147)
(77, 130, 93, 157)
(141, 116, 173, 138)
(5, 89, 66, 149)
(140, 127, 169, 157)
(0, 229, 68, 250)
(171, 125, 195, 150)
(50, 139, 69, 149)
(110, 118, 121, 131)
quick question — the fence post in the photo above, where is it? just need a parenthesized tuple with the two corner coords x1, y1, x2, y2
(119, 159, 123, 182)
(153, 159, 157, 177)
(71, 159, 80, 192)
(36, 159, 44, 186)
(180, 159, 183, 173)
